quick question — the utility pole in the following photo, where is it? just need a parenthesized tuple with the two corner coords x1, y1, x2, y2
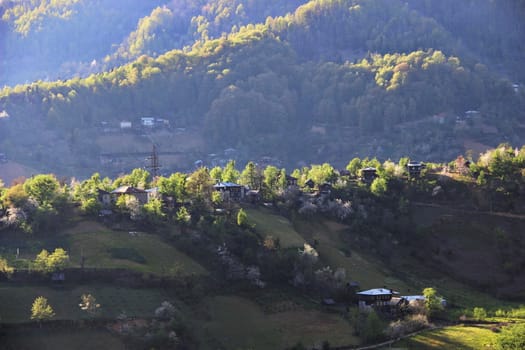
(146, 144, 161, 178)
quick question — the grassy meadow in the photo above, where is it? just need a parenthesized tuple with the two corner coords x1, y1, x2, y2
(0, 283, 174, 322)
(65, 221, 207, 276)
(193, 295, 359, 350)
(246, 208, 305, 248)
(389, 325, 498, 349)
(1, 328, 126, 350)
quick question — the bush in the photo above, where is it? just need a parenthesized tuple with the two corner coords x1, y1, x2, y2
(473, 307, 488, 321)
(495, 323, 525, 350)
(386, 314, 430, 339)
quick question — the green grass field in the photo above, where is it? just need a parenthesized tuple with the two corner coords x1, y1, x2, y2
(246, 208, 305, 248)
(193, 295, 359, 350)
(293, 218, 412, 293)
(66, 226, 207, 276)
(0, 283, 174, 323)
(1, 328, 126, 350)
(390, 325, 498, 349)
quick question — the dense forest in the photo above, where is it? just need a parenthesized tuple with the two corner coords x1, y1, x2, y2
(0, 0, 524, 178)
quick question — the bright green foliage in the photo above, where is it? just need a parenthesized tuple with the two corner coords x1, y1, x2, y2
(346, 158, 362, 177)
(143, 198, 165, 224)
(176, 206, 191, 226)
(239, 161, 262, 189)
(237, 208, 248, 227)
(222, 161, 240, 183)
(157, 172, 187, 203)
(23, 174, 60, 205)
(472, 307, 487, 320)
(422, 287, 444, 316)
(1, 184, 29, 208)
(185, 167, 214, 200)
(370, 177, 387, 196)
(34, 248, 69, 273)
(308, 163, 336, 185)
(30, 296, 55, 321)
(209, 166, 223, 182)
(113, 168, 150, 189)
(0, 258, 14, 277)
(495, 323, 525, 350)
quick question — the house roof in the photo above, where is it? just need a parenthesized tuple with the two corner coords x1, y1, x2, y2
(111, 186, 147, 194)
(214, 182, 243, 188)
(401, 295, 426, 301)
(357, 288, 398, 296)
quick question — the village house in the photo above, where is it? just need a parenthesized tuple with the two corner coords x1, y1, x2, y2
(140, 117, 155, 127)
(213, 182, 246, 201)
(286, 174, 298, 187)
(361, 167, 377, 182)
(407, 161, 425, 178)
(97, 189, 112, 207)
(111, 186, 149, 205)
(120, 121, 132, 130)
(357, 288, 399, 307)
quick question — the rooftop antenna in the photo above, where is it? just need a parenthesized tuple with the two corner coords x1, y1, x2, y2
(146, 144, 161, 177)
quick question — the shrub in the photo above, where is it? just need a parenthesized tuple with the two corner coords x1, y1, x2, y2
(386, 314, 430, 339)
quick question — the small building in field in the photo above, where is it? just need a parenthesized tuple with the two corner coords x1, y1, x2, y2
(360, 167, 377, 182)
(214, 182, 245, 201)
(111, 186, 148, 204)
(407, 161, 425, 178)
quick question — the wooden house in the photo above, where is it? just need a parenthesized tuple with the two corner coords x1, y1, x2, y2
(360, 167, 377, 182)
(318, 182, 332, 195)
(213, 182, 246, 201)
(357, 288, 398, 307)
(98, 189, 111, 207)
(304, 179, 315, 189)
(407, 161, 425, 178)
(111, 186, 148, 204)
(286, 175, 298, 187)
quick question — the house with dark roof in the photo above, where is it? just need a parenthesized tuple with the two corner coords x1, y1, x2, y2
(97, 189, 111, 207)
(407, 161, 425, 178)
(111, 186, 148, 204)
(360, 167, 377, 182)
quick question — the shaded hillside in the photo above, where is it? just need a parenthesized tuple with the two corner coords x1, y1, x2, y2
(0, 0, 524, 177)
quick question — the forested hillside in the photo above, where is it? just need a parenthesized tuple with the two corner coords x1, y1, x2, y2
(0, 0, 524, 178)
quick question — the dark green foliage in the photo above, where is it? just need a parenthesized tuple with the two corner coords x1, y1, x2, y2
(107, 247, 147, 264)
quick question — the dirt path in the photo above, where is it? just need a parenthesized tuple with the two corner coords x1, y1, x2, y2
(412, 202, 525, 220)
